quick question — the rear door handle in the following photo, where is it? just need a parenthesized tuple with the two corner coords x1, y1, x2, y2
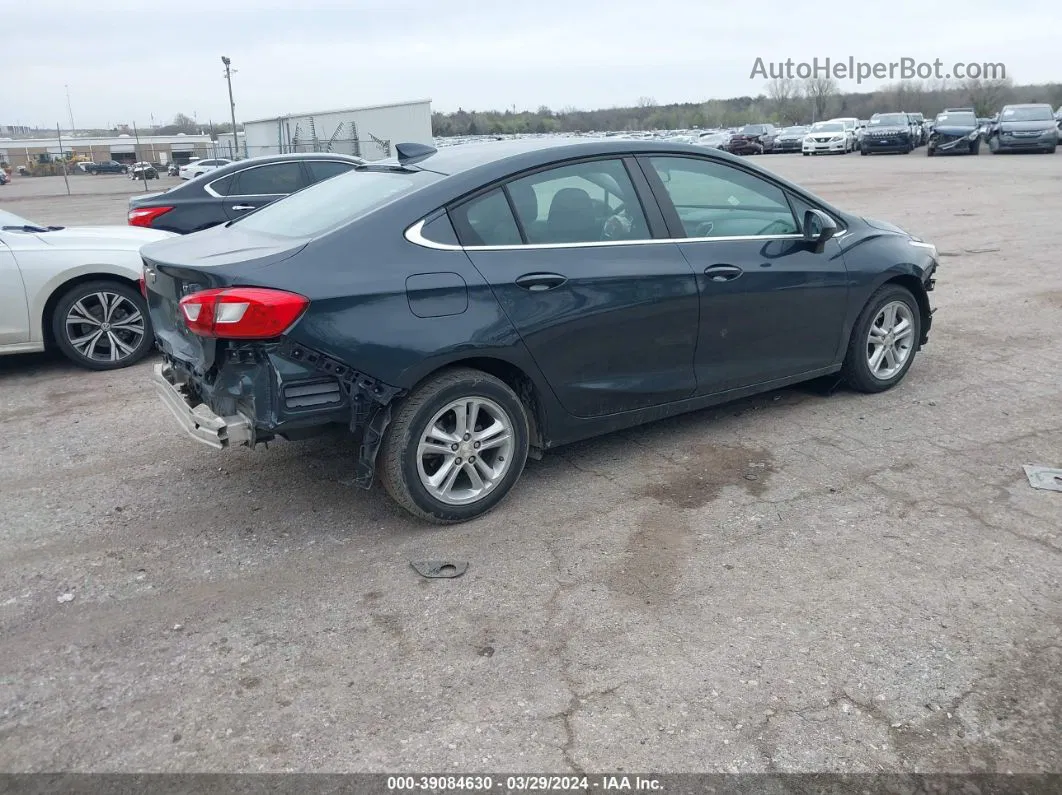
(231, 204, 257, 211)
(704, 264, 743, 282)
(515, 273, 568, 291)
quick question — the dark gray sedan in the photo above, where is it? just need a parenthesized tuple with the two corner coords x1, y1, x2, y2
(143, 138, 938, 523)
(127, 153, 364, 234)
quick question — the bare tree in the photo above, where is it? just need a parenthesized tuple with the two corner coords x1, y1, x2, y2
(803, 77, 839, 121)
(766, 78, 799, 122)
(636, 96, 657, 109)
(962, 77, 1013, 117)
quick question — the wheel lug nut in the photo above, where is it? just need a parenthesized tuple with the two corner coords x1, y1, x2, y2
(469, 456, 476, 463)
(463, 433, 471, 441)
(451, 443, 459, 451)
(473, 442, 480, 449)
(455, 457, 462, 464)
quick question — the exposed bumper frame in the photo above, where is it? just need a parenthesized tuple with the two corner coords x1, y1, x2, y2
(152, 363, 253, 450)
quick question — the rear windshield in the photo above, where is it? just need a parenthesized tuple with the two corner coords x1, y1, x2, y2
(234, 168, 432, 238)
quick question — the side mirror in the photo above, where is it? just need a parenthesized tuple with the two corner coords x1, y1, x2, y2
(803, 209, 838, 252)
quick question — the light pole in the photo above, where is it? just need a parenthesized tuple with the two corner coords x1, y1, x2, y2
(64, 84, 76, 131)
(221, 56, 240, 158)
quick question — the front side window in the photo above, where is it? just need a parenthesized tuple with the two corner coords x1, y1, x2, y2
(647, 156, 798, 239)
(232, 162, 305, 195)
(505, 158, 650, 244)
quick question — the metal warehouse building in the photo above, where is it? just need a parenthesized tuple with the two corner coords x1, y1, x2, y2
(0, 133, 216, 168)
(241, 99, 432, 161)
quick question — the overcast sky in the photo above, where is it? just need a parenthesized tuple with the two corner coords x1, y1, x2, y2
(5, 0, 1057, 129)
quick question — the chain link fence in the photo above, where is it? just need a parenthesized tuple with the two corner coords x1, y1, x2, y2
(239, 138, 393, 161)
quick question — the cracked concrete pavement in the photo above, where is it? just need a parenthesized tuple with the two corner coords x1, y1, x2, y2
(0, 155, 1060, 773)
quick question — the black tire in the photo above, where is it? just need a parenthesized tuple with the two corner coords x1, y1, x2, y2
(802, 152, 810, 156)
(989, 137, 1000, 154)
(860, 147, 867, 156)
(840, 284, 922, 394)
(926, 146, 935, 156)
(969, 142, 980, 155)
(51, 280, 154, 371)
(379, 368, 530, 524)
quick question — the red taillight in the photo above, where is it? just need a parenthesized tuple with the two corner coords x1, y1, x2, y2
(178, 287, 309, 339)
(128, 206, 173, 227)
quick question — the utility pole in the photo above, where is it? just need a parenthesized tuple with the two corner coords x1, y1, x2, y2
(221, 56, 240, 159)
(64, 85, 76, 131)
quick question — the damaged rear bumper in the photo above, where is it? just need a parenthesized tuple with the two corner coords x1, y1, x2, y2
(151, 342, 404, 488)
(153, 363, 253, 450)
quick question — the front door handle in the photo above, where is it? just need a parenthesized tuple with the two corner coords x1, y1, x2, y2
(231, 204, 257, 211)
(704, 264, 743, 282)
(515, 273, 568, 291)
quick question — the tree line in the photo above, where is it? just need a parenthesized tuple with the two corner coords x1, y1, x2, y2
(432, 78, 1062, 136)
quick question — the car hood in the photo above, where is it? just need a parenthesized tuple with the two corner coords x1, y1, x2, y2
(999, 120, 1056, 132)
(933, 125, 977, 134)
(866, 124, 908, 133)
(36, 225, 175, 250)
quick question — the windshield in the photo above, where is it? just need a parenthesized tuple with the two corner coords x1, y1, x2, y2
(739, 125, 765, 134)
(936, 112, 976, 125)
(811, 123, 844, 132)
(870, 114, 908, 126)
(781, 127, 806, 134)
(1001, 106, 1053, 121)
(234, 167, 435, 239)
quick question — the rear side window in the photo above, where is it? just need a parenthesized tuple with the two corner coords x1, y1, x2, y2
(233, 169, 430, 239)
(232, 162, 305, 195)
(207, 174, 235, 196)
(306, 160, 357, 184)
(450, 190, 521, 246)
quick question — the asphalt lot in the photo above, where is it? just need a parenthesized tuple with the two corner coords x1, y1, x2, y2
(1, 153, 1060, 774)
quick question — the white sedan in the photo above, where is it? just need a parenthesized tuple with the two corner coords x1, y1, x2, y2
(178, 158, 232, 180)
(0, 208, 174, 369)
(802, 121, 851, 155)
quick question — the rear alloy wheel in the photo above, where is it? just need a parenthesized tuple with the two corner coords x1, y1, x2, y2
(52, 280, 153, 371)
(379, 368, 530, 523)
(841, 285, 921, 393)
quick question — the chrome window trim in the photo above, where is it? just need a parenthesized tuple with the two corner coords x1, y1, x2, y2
(203, 159, 322, 199)
(403, 218, 819, 252)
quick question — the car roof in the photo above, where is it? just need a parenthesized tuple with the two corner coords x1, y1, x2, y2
(397, 135, 821, 178)
(1002, 103, 1052, 109)
(180, 152, 364, 181)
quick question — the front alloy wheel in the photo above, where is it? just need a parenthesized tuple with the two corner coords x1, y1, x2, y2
(866, 301, 916, 380)
(841, 285, 922, 393)
(52, 280, 153, 370)
(380, 368, 530, 523)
